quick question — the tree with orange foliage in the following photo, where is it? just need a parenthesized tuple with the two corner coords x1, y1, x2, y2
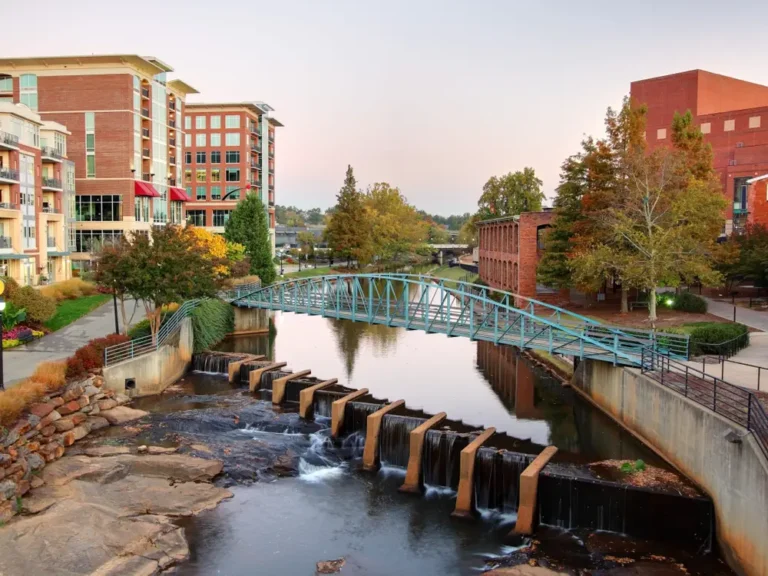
(187, 226, 244, 277)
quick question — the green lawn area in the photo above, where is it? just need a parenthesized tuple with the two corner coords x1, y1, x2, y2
(428, 265, 477, 287)
(281, 265, 334, 279)
(44, 294, 111, 332)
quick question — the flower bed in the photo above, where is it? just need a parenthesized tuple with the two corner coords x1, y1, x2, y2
(2, 326, 44, 349)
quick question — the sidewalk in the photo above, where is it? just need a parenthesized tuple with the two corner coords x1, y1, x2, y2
(686, 333, 768, 392)
(3, 298, 145, 387)
(701, 295, 768, 332)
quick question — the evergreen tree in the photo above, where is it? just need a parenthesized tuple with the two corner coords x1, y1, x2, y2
(224, 193, 276, 284)
(324, 165, 371, 266)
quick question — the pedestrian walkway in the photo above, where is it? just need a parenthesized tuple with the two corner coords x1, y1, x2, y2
(3, 298, 145, 387)
(702, 295, 768, 332)
(686, 333, 768, 392)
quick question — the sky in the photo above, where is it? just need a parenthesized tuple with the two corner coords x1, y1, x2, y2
(6, 0, 768, 215)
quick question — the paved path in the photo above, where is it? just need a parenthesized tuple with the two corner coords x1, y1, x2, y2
(4, 298, 145, 387)
(702, 295, 768, 331)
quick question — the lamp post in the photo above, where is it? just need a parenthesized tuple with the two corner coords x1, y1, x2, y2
(112, 288, 120, 335)
(0, 297, 5, 391)
(279, 252, 284, 276)
(298, 247, 302, 272)
(220, 183, 252, 202)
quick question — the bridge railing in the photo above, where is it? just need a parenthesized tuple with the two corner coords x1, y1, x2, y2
(103, 300, 199, 366)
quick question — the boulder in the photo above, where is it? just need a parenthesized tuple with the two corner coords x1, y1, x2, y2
(317, 559, 346, 574)
(90, 403, 101, 416)
(86, 416, 109, 431)
(83, 446, 131, 458)
(28, 402, 55, 419)
(83, 385, 100, 397)
(77, 395, 90, 408)
(39, 410, 61, 427)
(115, 393, 131, 406)
(53, 419, 75, 433)
(71, 425, 90, 442)
(97, 399, 117, 411)
(61, 385, 84, 402)
(147, 446, 178, 455)
(27, 453, 45, 472)
(50, 396, 65, 408)
(100, 406, 148, 425)
(57, 401, 81, 416)
(41, 425, 56, 437)
(0, 479, 17, 500)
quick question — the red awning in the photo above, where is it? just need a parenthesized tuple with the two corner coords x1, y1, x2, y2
(134, 181, 160, 198)
(170, 187, 191, 202)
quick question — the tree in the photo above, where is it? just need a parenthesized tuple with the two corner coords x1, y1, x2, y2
(324, 166, 372, 267)
(306, 208, 324, 225)
(477, 168, 544, 218)
(458, 214, 481, 248)
(125, 226, 224, 336)
(427, 223, 450, 244)
(188, 227, 244, 277)
(94, 237, 140, 334)
(364, 183, 428, 265)
(717, 224, 768, 290)
(225, 192, 276, 284)
(297, 231, 316, 262)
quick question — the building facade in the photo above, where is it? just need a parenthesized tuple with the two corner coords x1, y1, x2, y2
(631, 70, 768, 233)
(477, 211, 567, 304)
(0, 101, 73, 285)
(184, 102, 281, 248)
(0, 55, 198, 271)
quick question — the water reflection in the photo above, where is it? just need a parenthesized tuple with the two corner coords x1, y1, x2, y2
(328, 318, 400, 379)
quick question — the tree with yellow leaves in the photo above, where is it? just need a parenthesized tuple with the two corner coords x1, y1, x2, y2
(188, 227, 244, 277)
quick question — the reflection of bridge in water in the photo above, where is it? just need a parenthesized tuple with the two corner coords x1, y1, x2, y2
(227, 274, 689, 366)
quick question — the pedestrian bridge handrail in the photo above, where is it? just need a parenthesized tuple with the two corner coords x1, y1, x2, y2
(225, 273, 690, 365)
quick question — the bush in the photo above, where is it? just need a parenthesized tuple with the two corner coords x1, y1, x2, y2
(191, 299, 234, 353)
(0, 381, 48, 425)
(230, 275, 261, 287)
(657, 291, 707, 313)
(685, 322, 750, 356)
(0, 276, 20, 300)
(128, 312, 172, 340)
(10, 286, 56, 323)
(66, 333, 129, 378)
(30, 361, 67, 393)
(39, 278, 98, 302)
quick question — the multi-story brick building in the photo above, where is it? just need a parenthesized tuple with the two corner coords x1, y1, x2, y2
(631, 70, 768, 233)
(0, 55, 198, 271)
(184, 102, 281, 248)
(477, 211, 568, 304)
(0, 101, 73, 285)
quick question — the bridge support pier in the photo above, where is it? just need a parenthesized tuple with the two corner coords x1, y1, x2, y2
(248, 362, 287, 393)
(399, 412, 447, 494)
(513, 445, 558, 535)
(362, 400, 405, 471)
(228, 354, 264, 383)
(451, 427, 496, 518)
(299, 379, 338, 418)
(272, 370, 312, 405)
(330, 389, 370, 438)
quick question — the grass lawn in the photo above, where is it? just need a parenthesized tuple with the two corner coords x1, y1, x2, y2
(428, 265, 477, 288)
(281, 265, 334, 280)
(44, 294, 112, 332)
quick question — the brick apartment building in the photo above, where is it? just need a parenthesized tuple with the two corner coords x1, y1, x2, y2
(477, 211, 568, 304)
(0, 101, 73, 285)
(0, 55, 198, 271)
(184, 102, 281, 248)
(631, 70, 768, 233)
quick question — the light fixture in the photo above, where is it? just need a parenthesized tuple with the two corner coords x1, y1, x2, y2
(666, 298, 674, 306)
(0, 300, 6, 312)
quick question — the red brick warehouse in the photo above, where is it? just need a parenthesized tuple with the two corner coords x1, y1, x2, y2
(631, 70, 768, 233)
(477, 211, 568, 304)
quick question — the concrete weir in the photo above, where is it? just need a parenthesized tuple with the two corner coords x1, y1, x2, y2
(331, 389, 370, 438)
(452, 427, 496, 518)
(514, 445, 558, 534)
(362, 400, 406, 471)
(399, 413, 447, 494)
(248, 362, 287, 392)
(299, 380, 338, 418)
(272, 370, 312, 405)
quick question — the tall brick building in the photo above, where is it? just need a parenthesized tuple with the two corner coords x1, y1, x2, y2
(184, 102, 281, 248)
(477, 211, 568, 304)
(631, 70, 768, 233)
(0, 55, 198, 271)
(0, 101, 73, 285)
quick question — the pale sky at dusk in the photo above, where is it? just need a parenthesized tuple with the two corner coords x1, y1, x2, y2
(6, 0, 768, 215)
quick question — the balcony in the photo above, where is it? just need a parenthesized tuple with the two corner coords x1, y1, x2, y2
(249, 180, 261, 188)
(268, 165, 274, 174)
(169, 120, 176, 128)
(142, 173, 151, 181)
(0, 236, 11, 249)
(142, 148, 150, 158)
(250, 160, 259, 169)
(141, 87, 150, 99)
(169, 138, 176, 147)
(41, 147, 63, 162)
(0, 202, 19, 211)
(251, 143, 261, 153)
(168, 178, 177, 186)
(0, 131, 20, 151)
(169, 157, 176, 165)
(250, 123, 259, 135)
(43, 205, 61, 214)
(47, 237, 57, 248)
(142, 127, 150, 139)
(0, 168, 19, 183)
(268, 132, 274, 143)
(141, 108, 150, 118)
(42, 177, 63, 190)
(169, 101, 176, 111)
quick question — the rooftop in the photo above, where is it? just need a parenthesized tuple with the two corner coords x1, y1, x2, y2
(0, 101, 42, 124)
(186, 101, 283, 126)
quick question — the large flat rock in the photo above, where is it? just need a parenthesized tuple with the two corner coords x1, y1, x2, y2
(100, 406, 149, 425)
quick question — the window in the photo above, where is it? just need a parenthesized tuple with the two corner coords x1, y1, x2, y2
(19, 74, 37, 111)
(225, 186, 240, 200)
(20, 93, 38, 111)
(225, 115, 240, 129)
(75, 196, 123, 222)
(85, 112, 95, 178)
(210, 151, 221, 164)
(196, 116, 206, 129)
(21, 74, 39, 89)
(170, 201, 184, 224)
(724, 119, 735, 132)
(187, 210, 206, 226)
(86, 134, 95, 152)
(196, 134, 206, 147)
(210, 116, 221, 129)
(0, 77, 12, 91)
(196, 151, 206, 164)
(196, 186, 207, 201)
(225, 133, 240, 146)
(211, 169, 221, 182)
(700, 122, 711, 134)
(75, 230, 123, 253)
(210, 133, 221, 146)
(213, 210, 231, 227)
(184, 116, 191, 130)
(185, 151, 192, 164)
(86, 156, 96, 178)
(185, 134, 191, 147)
(211, 185, 222, 200)
(656, 128, 666, 140)
(749, 116, 761, 129)
(196, 169, 207, 183)
(225, 168, 240, 182)
(226, 151, 240, 163)
(134, 196, 150, 222)
(536, 225, 550, 250)
(734, 177, 749, 212)
(186, 185, 193, 197)
(85, 112, 95, 131)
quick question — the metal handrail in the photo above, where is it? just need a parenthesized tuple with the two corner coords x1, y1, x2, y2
(103, 300, 199, 366)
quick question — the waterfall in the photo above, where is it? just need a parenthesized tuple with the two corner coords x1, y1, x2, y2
(313, 390, 347, 418)
(343, 402, 381, 436)
(501, 451, 534, 512)
(423, 430, 466, 489)
(192, 352, 238, 374)
(473, 447, 501, 510)
(238, 361, 271, 385)
(379, 414, 425, 469)
(260, 370, 291, 391)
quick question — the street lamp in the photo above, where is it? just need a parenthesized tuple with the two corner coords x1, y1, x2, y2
(279, 252, 284, 275)
(221, 183, 252, 202)
(0, 298, 6, 391)
(298, 247, 302, 272)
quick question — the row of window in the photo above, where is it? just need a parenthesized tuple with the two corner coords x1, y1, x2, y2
(186, 210, 232, 227)
(185, 133, 242, 147)
(185, 151, 241, 164)
(75, 195, 122, 222)
(74, 230, 123, 253)
(185, 168, 241, 183)
(656, 115, 763, 140)
(186, 115, 242, 130)
(186, 185, 242, 201)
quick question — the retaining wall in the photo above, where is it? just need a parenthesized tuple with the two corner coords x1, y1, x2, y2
(103, 317, 193, 397)
(232, 307, 270, 335)
(573, 360, 768, 576)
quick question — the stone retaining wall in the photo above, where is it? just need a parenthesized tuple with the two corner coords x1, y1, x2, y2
(0, 375, 135, 523)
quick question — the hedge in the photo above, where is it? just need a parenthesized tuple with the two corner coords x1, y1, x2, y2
(190, 299, 234, 353)
(656, 292, 708, 314)
(667, 322, 750, 356)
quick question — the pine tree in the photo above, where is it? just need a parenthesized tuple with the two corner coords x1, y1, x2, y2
(224, 193, 276, 284)
(324, 165, 371, 267)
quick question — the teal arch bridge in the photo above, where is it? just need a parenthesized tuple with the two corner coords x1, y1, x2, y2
(225, 274, 689, 366)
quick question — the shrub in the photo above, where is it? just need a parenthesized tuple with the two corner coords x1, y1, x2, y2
(2, 302, 26, 330)
(10, 286, 56, 323)
(191, 298, 234, 353)
(66, 355, 85, 379)
(0, 276, 20, 300)
(30, 361, 67, 393)
(685, 322, 750, 356)
(0, 381, 48, 425)
(39, 278, 98, 302)
(128, 313, 172, 340)
(66, 333, 130, 378)
(664, 292, 707, 314)
(230, 275, 261, 287)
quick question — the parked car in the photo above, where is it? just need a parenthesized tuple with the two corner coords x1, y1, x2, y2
(448, 258, 459, 268)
